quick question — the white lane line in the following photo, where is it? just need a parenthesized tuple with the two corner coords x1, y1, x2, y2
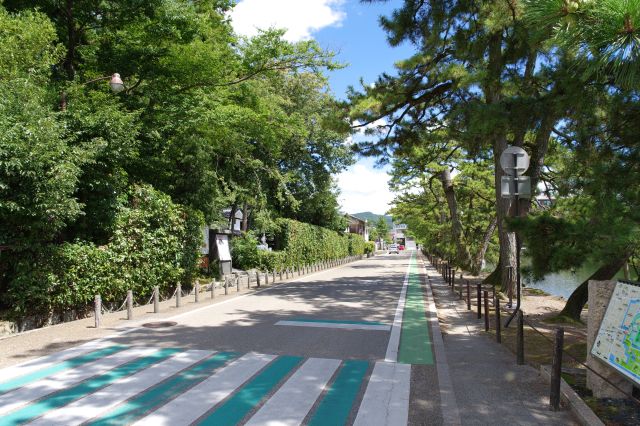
(245, 357, 340, 426)
(28, 350, 212, 426)
(132, 352, 275, 426)
(422, 259, 462, 426)
(353, 361, 411, 426)
(0, 340, 111, 384)
(0, 347, 155, 416)
(275, 321, 390, 331)
(385, 256, 412, 362)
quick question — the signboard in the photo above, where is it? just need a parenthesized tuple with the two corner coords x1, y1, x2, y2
(591, 281, 640, 385)
(215, 234, 232, 262)
(500, 176, 531, 198)
(499, 146, 530, 175)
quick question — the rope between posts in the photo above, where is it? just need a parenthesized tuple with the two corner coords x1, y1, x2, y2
(421, 253, 640, 407)
(519, 312, 640, 408)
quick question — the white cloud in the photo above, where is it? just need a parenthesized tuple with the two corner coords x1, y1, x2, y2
(337, 162, 395, 215)
(229, 0, 346, 42)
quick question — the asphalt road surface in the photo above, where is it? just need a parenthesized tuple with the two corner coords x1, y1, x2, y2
(0, 251, 442, 426)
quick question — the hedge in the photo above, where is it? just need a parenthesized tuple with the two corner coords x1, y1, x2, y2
(232, 218, 367, 271)
(5, 184, 204, 322)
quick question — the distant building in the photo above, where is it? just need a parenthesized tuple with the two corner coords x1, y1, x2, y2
(534, 194, 555, 210)
(346, 214, 370, 241)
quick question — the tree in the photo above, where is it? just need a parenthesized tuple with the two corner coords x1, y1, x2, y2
(373, 216, 390, 242)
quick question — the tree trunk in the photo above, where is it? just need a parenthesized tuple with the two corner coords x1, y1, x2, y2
(439, 169, 472, 268)
(559, 255, 630, 320)
(241, 202, 249, 232)
(472, 216, 497, 275)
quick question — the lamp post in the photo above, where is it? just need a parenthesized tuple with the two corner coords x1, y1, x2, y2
(60, 73, 125, 110)
(499, 146, 531, 328)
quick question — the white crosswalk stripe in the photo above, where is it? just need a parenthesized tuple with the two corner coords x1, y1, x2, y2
(0, 343, 413, 426)
(353, 361, 411, 426)
(27, 350, 212, 426)
(245, 357, 341, 426)
(0, 347, 155, 417)
(132, 352, 276, 426)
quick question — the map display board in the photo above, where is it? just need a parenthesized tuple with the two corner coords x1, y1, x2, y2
(591, 281, 640, 385)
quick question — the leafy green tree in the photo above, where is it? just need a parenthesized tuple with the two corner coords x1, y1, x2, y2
(373, 216, 390, 242)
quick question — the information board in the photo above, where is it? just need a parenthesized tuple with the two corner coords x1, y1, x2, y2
(215, 234, 231, 262)
(591, 281, 640, 385)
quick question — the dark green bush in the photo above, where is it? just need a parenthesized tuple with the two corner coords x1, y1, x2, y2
(5, 184, 204, 321)
(231, 218, 366, 271)
(364, 241, 375, 254)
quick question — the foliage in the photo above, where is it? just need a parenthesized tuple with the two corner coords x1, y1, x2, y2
(372, 216, 390, 242)
(4, 185, 204, 321)
(231, 219, 366, 271)
(364, 241, 376, 254)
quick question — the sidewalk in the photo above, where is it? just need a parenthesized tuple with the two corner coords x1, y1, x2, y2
(421, 257, 578, 425)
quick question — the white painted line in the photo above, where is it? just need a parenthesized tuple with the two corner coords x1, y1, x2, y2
(132, 352, 275, 426)
(385, 256, 412, 362)
(353, 361, 411, 426)
(0, 340, 111, 384)
(422, 258, 462, 426)
(275, 321, 390, 331)
(245, 357, 340, 426)
(28, 350, 212, 426)
(0, 347, 156, 416)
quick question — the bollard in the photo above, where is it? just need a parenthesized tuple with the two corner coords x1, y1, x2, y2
(517, 310, 525, 365)
(176, 283, 182, 307)
(451, 268, 455, 288)
(279, 269, 283, 281)
(247, 274, 251, 289)
(298, 265, 301, 276)
(211, 280, 216, 299)
(477, 283, 482, 319)
(496, 297, 502, 343)
(466, 280, 471, 310)
(236, 276, 240, 292)
(154, 286, 160, 313)
(94, 295, 102, 328)
(127, 290, 133, 320)
(550, 327, 564, 411)
(224, 277, 229, 295)
(286, 268, 289, 279)
(256, 271, 261, 288)
(484, 290, 489, 331)
(458, 278, 463, 300)
(195, 281, 200, 303)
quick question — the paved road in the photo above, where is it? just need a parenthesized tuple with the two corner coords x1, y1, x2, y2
(0, 251, 442, 425)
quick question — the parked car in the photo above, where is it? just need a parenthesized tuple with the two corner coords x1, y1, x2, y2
(398, 245, 405, 250)
(388, 244, 399, 254)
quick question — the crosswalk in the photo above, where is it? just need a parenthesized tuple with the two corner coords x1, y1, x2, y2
(0, 343, 411, 426)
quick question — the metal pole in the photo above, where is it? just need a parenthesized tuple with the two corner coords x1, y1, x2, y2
(496, 297, 502, 343)
(517, 310, 525, 365)
(211, 280, 216, 299)
(466, 280, 471, 310)
(154, 286, 159, 313)
(127, 290, 133, 320)
(451, 268, 455, 289)
(176, 283, 182, 307)
(477, 283, 482, 319)
(506, 160, 522, 328)
(94, 295, 102, 328)
(484, 290, 490, 331)
(550, 327, 564, 411)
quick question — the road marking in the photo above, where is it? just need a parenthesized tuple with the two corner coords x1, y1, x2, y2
(132, 352, 275, 426)
(0, 341, 114, 386)
(307, 359, 369, 426)
(32, 350, 212, 426)
(197, 355, 304, 425)
(0, 348, 180, 426)
(398, 255, 434, 365)
(245, 358, 341, 426)
(0, 346, 149, 417)
(385, 255, 412, 362)
(353, 361, 411, 426)
(276, 320, 390, 331)
(0, 345, 126, 394)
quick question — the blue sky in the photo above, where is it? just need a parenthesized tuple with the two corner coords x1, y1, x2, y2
(230, 0, 415, 215)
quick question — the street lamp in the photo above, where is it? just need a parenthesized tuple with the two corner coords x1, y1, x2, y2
(60, 73, 126, 110)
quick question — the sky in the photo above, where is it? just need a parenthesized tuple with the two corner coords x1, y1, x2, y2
(229, 0, 415, 215)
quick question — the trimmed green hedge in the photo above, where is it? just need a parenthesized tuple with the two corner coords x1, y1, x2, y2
(5, 184, 204, 321)
(232, 218, 367, 271)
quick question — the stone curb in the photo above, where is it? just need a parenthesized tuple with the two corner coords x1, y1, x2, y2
(540, 365, 604, 426)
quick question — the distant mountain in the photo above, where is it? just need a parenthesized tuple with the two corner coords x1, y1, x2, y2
(351, 212, 393, 227)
